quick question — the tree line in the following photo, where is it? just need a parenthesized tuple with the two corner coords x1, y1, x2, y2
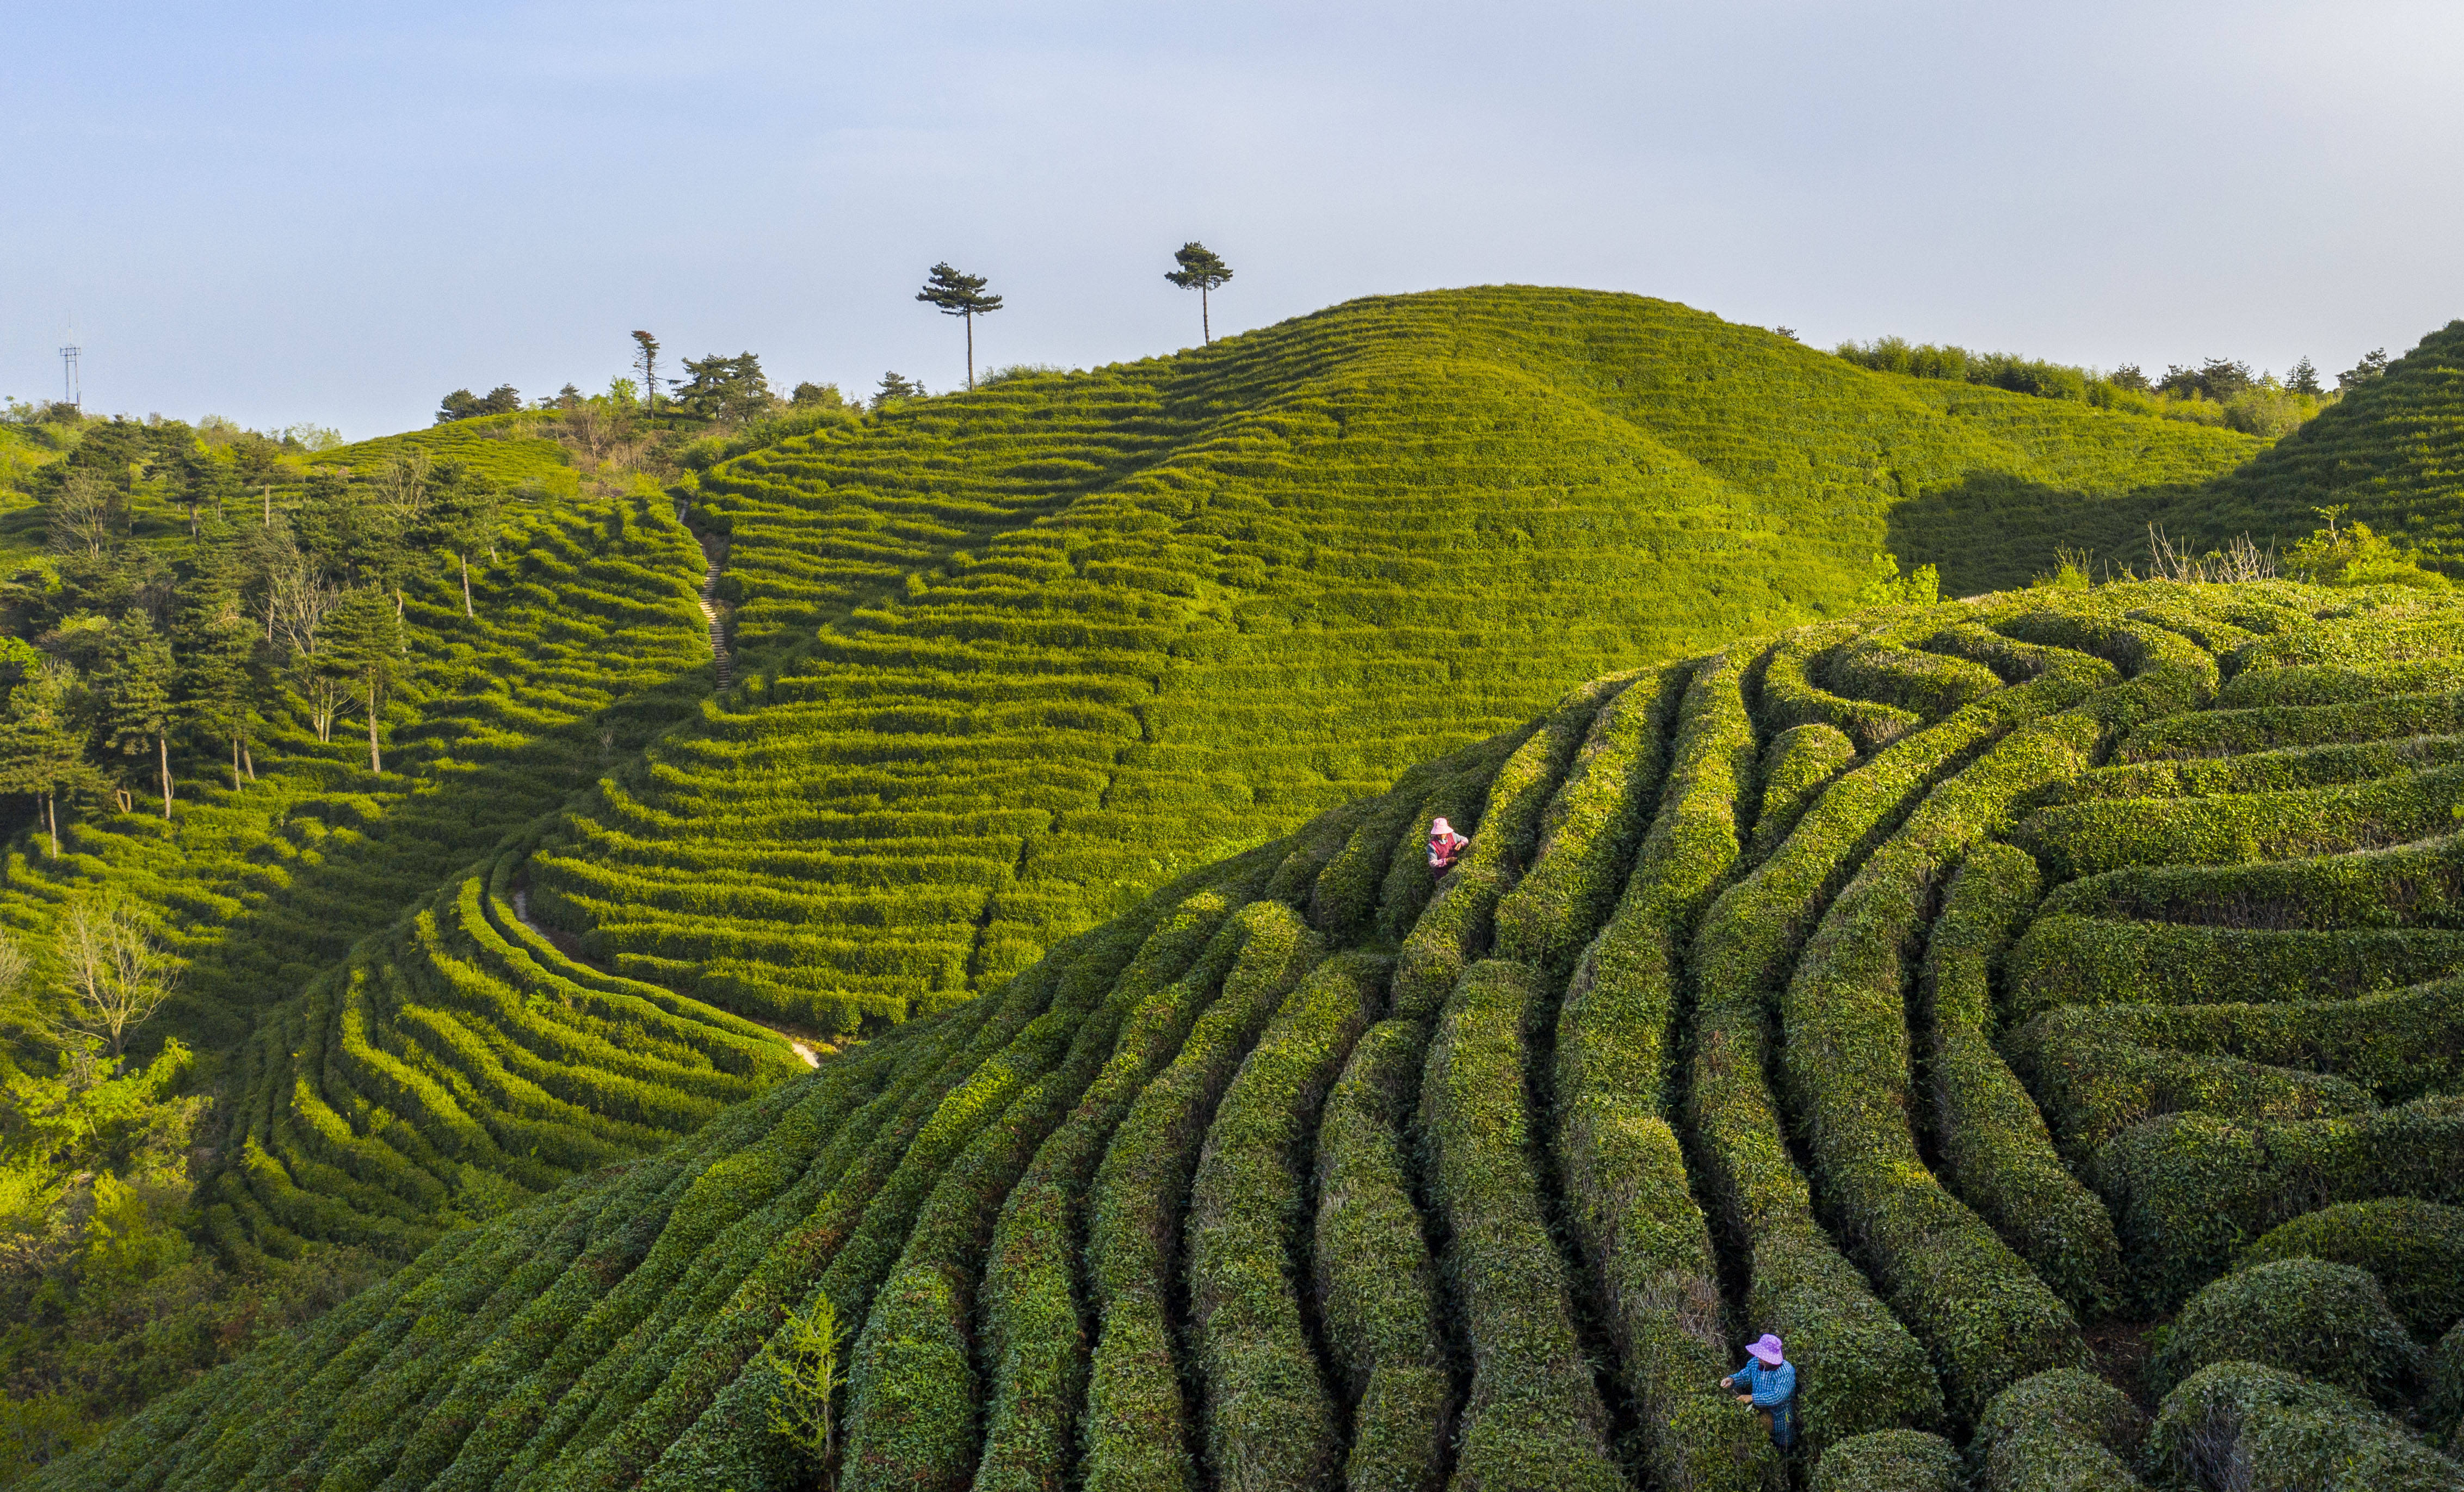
(0, 426, 509, 848)
(1832, 336, 2394, 438)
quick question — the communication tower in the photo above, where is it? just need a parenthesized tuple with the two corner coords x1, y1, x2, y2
(58, 318, 82, 408)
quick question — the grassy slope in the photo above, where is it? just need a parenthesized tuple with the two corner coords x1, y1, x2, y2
(0, 454, 822, 1250)
(308, 412, 584, 494)
(46, 577, 2464, 1492)
(165, 286, 2271, 1260)
(2169, 317, 2464, 560)
(528, 286, 2258, 1038)
(1885, 316, 2464, 578)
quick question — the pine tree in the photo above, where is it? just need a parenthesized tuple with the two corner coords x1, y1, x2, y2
(1165, 241, 1234, 344)
(98, 613, 176, 818)
(423, 466, 504, 619)
(174, 548, 264, 791)
(632, 331, 663, 416)
(323, 587, 404, 775)
(176, 451, 241, 538)
(2287, 356, 2323, 397)
(0, 662, 107, 855)
(872, 372, 926, 411)
(915, 264, 1003, 391)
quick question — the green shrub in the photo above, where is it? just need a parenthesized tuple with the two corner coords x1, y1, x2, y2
(2041, 831, 2464, 931)
(2148, 1258, 2425, 1408)
(1808, 1428, 1961, 1492)
(1756, 622, 1920, 749)
(972, 887, 1258, 1492)
(1688, 636, 1956, 1447)
(2010, 977, 2462, 1157)
(2146, 1361, 2463, 1492)
(1971, 1369, 2146, 1492)
(2092, 1097, 2464, 1309)
(2237, 1198, 2464, 1339)
(1830, 633, 2006, 720)
(1556, 646, 1771, 1489)
(1080, 903, 1321, 1492)
(2015, 763, 2464, 879)
(1924, 844, 2121, 1310)
(2005, 915, 2464, 1022)
(2117, 688, 2464, 762)
(1750, 722, 1856, 860)
(1313, 1018, 1453, 1492)
(1392, 676, 1619, 1019)
(1187, 953, 1384, 1491)
(1781, 710, 2101, 1421)
(1492, 665, 1673, 976)
(2429, 1322, 2463, 1453)
(1418, 960, 1622, 1491)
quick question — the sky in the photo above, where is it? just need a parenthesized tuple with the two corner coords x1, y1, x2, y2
(5, 1, 2461, 439)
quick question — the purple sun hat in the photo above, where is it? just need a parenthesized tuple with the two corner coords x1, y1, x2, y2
(1747, 1334, 1785, 1366)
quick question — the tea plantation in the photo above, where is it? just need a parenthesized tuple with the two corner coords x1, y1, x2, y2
(184, 287, 2291, 1258)
(32, 577, 2464, 1492)
(532, 286, 2262, 1044)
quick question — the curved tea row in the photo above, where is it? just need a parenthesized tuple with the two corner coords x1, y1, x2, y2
(43, 578, 2463, 1492)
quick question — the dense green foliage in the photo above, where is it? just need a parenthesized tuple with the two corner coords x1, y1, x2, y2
(33, 574, 2464, 1492)
(0, 398, 773, 1453)
(17, 291, 2464, 1486)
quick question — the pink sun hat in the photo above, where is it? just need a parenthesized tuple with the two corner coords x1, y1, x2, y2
(1747, 1334, 1785, 1366)
(1430, 818, 1455, 836)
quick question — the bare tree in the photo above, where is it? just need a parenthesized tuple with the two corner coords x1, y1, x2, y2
(374, 446, 434, 526)
(53, 893, 181, 1059)
(2146, 523, 2277, 584)
(0, 928, 32, 1037)
(47, 471, 120, 559)
(269, 558, 340, 657)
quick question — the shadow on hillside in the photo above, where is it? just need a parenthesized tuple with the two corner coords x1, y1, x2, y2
(118, 659, 718, 1056)
(1885, 473, 2218, 596)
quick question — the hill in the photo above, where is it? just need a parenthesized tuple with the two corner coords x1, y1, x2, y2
(178, 286, 2286, 1255)
(38, 577, 2464, 1492)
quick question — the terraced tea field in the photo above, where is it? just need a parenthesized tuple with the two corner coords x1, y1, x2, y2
(0, 462, 818, 1246)
(532, 286, 2262, 1045)
(45, 579, 2464, 1492)
(186, 287, 2290, 1257)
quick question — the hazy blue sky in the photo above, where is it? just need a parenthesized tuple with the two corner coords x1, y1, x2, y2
(7, 2, 2460, 437)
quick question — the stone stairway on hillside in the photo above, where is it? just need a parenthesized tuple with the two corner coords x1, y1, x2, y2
(699, 548, 731, 688)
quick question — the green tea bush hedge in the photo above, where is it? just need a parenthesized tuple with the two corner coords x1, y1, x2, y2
(2146, 1362, 2463, 1492)
(1188, 953, 1385, 1491)
(2093, 1098, 2464, 1308)
(1556, 648, 1771, 1489)
(2429, 1323, 2463, 1453)
(1751, 722, 1857, 859)
(2238, 1198, 2464, 1338)
(1419, 960, 1622, 1491)
(1082, 904, 1321, 1492)
(1971, 1369, 2147, 1492)
(1313, 1018, 1453, 1492)
(1924, 845, 2121, 1310)
(1808, 1428, 1962, 1492)
(2147, 1258, 2425, 1408)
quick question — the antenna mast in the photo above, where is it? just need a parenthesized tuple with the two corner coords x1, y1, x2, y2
(58, 318, 81, 409)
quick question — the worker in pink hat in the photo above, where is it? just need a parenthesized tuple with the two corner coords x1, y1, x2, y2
(1426, 817, 1470, 876)
(1721, 1333, 1799, 1449)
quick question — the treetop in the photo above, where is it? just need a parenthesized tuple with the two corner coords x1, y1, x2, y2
(1166, 241, 1233, 292)
(917, 263, 1002, 318)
